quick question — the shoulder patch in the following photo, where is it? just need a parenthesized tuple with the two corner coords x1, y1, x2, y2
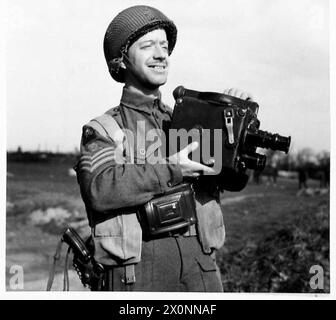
(82, 126, 96, 145)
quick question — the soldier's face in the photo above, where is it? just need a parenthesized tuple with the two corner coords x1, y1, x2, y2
(124, 28, 170, 90)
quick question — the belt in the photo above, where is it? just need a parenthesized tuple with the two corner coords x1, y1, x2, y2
(142, 223, 197, 241)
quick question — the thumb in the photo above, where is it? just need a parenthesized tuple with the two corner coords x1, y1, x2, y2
(183, 141, 199, 155)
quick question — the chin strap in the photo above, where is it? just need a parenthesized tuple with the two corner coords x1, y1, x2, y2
(109, 57, 123, 74)
(109, 44, 132, 75)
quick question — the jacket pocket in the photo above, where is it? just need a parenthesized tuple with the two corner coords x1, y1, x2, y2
(195, 254, 217, 272)
(195, 196, 226, 253)
(93, 213, 142, 265)
(195, 254, 223, 292)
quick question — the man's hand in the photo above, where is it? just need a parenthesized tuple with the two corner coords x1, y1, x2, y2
(223, 88, 254, 101)
(168, 141, 216, 178)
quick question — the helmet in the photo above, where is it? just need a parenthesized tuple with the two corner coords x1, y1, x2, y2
(103, 5, 177, 82)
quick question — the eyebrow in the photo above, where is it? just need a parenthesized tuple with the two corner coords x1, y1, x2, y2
(139, 40, 169, 46)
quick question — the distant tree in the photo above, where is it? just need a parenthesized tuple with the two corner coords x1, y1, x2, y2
(317, 150, 330, 167)
(296, 148, 316, 167)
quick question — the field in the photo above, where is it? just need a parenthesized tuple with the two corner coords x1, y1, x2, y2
(6, 159, 329, 292)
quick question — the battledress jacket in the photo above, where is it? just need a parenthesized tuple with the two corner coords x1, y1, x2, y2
(76, 86, 225, 266)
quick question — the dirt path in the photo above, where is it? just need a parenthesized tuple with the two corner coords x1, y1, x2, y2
(6, 218, 89, 291)
(221, 193, 265, 205)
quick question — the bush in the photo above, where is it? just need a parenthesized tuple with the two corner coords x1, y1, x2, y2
(220, 202, 329, 292)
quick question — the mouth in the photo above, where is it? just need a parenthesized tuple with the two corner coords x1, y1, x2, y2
(148, 64, 167, 71)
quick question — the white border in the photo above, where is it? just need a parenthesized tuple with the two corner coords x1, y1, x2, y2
(1, 0, 335, 300)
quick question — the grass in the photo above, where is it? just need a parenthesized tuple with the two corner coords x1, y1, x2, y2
(218, 179, 329, 292)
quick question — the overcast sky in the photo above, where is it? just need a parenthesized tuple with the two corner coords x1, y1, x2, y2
(5, 0, 331, 154)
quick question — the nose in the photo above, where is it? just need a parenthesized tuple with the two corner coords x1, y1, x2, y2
(153, 44, 167, 59)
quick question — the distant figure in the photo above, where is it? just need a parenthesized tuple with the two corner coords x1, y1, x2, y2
(270, 165, 278, 185)
(253, 170, 261, 184)
(325, 166, 330, 188)
(298, 167, 308, 189)
(316, 170, 325, 188)
(260, 165, 278, 185)
(318, 166, 330, 188)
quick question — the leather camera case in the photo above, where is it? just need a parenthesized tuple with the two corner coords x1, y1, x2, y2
(139, 183, 197, 237)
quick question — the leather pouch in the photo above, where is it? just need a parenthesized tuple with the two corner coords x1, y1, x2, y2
(139, 183, 197, 237)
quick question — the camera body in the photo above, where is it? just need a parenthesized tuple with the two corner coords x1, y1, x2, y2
(169, 86, 291, 191)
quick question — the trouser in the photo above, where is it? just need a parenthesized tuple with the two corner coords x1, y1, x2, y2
(100, 236, 223, 292)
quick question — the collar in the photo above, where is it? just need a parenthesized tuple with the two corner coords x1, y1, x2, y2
(120, 86, 167, 115)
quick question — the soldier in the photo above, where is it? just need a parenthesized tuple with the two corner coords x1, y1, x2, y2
(76, 5, 253, 291)
(298, 167, 308, 189)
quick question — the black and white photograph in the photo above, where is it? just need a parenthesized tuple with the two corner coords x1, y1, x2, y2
(3, 0, 333, 297)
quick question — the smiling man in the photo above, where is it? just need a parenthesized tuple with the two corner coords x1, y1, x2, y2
(76, 5, 251, 292)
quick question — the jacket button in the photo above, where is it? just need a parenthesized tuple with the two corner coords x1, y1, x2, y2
(139, 148, 146, 155)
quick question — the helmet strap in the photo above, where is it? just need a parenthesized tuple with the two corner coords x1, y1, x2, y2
(109, 43, 131, 75)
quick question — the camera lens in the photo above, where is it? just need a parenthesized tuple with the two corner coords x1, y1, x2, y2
(244, 129, 291, 153)
(240, 153, 266, 171)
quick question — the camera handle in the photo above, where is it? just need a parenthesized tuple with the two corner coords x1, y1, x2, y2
(173, 85, 259, 113)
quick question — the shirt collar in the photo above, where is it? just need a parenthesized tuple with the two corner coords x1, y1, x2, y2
(120, 86, 167, 114)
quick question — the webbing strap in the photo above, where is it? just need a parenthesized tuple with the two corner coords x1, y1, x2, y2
(63, 247, 71, 291)
(46, 239, 63, 291)
(46, 240, 72, 291)
(92, 114, 125, 144)
(91, 113, 133, 161)
(124, 264, 136, 284)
